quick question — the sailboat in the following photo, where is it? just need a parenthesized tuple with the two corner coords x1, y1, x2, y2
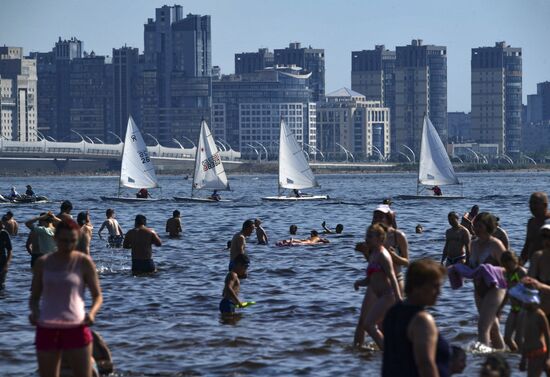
(398, 115, 463, 200)
(100, 116, 161, 202)
(173, 120, 231, 203)
(262, 119, 328, 201)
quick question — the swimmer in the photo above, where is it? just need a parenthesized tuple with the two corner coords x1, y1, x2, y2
(123, 214, 162, 275)
(254, 218, 268, 245)
(76, 211, 93, 255)
(513, 284, 550, 377)
(219, 254, 250, 315)
(98, 209, 124, 248)
(58, 200, 74, 222)
(501, 251, 527, 352)
(2, 211, 18, 236)
(321, 221, 344, 234)
(441, 212, 471, 266)
(277, 230, 330, 246)
(521, 192, 550, 265)
(229, 219, 255, 270)
(415, 224, 423, 234)
(289, 224, 298, 235)
(166, 210, 183, 238)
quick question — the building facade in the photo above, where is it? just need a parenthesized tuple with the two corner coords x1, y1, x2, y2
(316, 88, 390, 160)
(0, 46, 38, 141)
(448, 111, 471, 143)
(113, 46, 139, 140)
(235, 48, 274, 74)
(274, 42, 325, 101)
(394, 39, 447, 155)
(471, 42, 522, 157)
(212, 67, 315, 158)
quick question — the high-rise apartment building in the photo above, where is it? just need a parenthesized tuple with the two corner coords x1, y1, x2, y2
(471, 41, 522, 156)
(316, 88, 390, 160)
(0, 46, 38, 141)
(113, 46, 139, 140)
(351, 45, 396, 150)
(394, 39, 447, 154)
(526, 81, 550, 123)
(235, 48, 274, 74)
(274, 42, 325, 101)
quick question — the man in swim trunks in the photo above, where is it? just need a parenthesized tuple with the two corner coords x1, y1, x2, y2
(441, 212, 471, 266)
(229, 220, 255, 270)
(166, 210, 183, 238)
(254, 218, 268, 245)
(322, 221, 344, 234)
(123, 214, 162, 275)
(2, 211, 18, 236)
(521, 192, 550, 265)
(76, 211, 93, 255)
(98, 209, 124, 248)
(219, 254, 250, 314)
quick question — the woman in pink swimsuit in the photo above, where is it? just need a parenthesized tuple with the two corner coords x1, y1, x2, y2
(29, 220, 103, 377)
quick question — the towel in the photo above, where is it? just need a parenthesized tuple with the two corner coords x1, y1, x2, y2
(448, 263, 507, 290)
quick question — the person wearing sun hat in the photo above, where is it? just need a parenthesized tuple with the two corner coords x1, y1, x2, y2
(509, 283, 550, 376)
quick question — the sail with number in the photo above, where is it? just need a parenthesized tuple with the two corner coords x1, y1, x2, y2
(120, 116, 159, 189)
(278, 119, 318, 190)
(418, 115, 460, 186)
(192, 120, 229, 193)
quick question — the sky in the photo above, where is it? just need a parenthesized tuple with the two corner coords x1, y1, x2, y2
(1, 0, 549, 112)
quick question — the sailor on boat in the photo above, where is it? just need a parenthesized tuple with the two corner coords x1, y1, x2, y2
(209, 190, 221, 201)
(430, 186, 443, 196)
(293, 189, 302, 198)
(136, 188, 151, 199)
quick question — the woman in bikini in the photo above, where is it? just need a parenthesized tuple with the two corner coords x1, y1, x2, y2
(371, 205, 409, 294)
(470, 212, 506, 349)
(353, 223, 402, 349)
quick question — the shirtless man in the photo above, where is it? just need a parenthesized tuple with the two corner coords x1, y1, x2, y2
(57, 200, 73, 222)
(441, 212, 471, 266)
(98, 209, 124, 248)
(166, 210, 182, 238)
(254, 218, 268, 245)
(76, 211, 93, 255)
(521, 192, 550, 265)
(2, 211, 18, 236)
(219, 254, 250, 315)
(322, 221, 344, 235)
(123, 214, 162, 275)
(229, 219, 255, 270)
(493, 217, 510, 251)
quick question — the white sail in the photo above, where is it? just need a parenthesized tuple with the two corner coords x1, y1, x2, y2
(418, 116, 460, 186)
(192, 120, 229, 192)
(278, 119, 318, 190)
(120, 116, 159, 189)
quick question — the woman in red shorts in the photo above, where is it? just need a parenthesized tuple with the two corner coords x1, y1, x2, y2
(29, 219, 103, 377)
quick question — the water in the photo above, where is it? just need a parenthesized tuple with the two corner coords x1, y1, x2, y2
(0, 171, 545, 376)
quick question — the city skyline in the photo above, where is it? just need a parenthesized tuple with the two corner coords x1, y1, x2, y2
(2, 0, 549, 112)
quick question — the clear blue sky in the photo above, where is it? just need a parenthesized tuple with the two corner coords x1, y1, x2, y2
(2, 0, 549, 111)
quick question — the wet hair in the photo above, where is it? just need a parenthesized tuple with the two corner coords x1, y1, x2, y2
(242, 219, 254, 231)
(335, 224, 344, 233)
(500, 251, 518, 265)
(311, 230, 319, 237)
(173, 210, 180, 218)
(232, 253, 250, 268)
(60, 200, 73, 213)
(289, 224, 298, 235)
(405, 259, 446, 295)
(367, 223, 387, 242)
(135, 214, 147, 227)
(481, 354, 510, 377)
(76, 211, 88, 226)
(474, 212, 497, 235)
(54, 219, 80, 237)
(106, 208, 114, 218)
(6, 211, 13, 218)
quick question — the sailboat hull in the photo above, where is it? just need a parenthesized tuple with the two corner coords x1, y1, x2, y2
(100, 196, 162, 203)
(262, 195, 329, 201)
(173, 196, 231, 203)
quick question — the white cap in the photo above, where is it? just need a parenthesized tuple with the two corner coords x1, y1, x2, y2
(374, 204, 392, 214)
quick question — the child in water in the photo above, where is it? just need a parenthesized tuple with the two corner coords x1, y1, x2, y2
(219, 254, 250, 315)
(501, 251, 527, 352)
(510, 283, 550, 376)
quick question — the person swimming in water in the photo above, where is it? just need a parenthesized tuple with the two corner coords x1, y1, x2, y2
(276, 230, 329, 246)
(441, 212, 471, 266)
(321, 221, 344, 235)
(254, 218, 268, 245)
(123, 214, 162, 275)
(229, 220, 255, 271)
(289, 224, 298, 235)
(219, 254, 250, 315)
(98, 209, 124, 248)
(166, 210, 183, 238)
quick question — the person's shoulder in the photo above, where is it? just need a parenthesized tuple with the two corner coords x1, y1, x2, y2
(411, 309, 435, 329)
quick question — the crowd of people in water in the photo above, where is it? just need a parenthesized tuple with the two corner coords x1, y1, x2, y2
(3, 193, 550, 376)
